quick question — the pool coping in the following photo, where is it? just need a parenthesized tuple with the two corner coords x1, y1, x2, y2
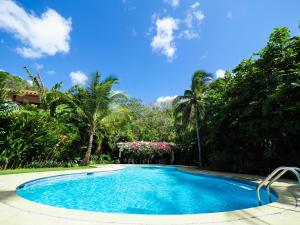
(0, 164, 299, 225)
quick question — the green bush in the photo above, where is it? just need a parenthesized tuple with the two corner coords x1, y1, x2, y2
(203, 27, 300, 174)
(90, 154, 112, 164)
(0, 109, 78, 169)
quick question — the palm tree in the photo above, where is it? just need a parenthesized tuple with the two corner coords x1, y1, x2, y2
(70, 71, 122, 165)
(98, 105, 132, 151)
(24, 66, 71, 116)
(173, 70, 211, 167)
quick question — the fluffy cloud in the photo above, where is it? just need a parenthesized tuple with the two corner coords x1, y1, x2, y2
(191, 2, 200, 9)
(216, 69, 226, 79)
(150, 3, 205, 61)
(164, 0, 180, 8)
(194, 11, 205, 21)
(183, 5, 205, 28)
(155, 95, 177, 106)
(0, 0, 72, 58)
(151, 17, 179, 61)
(69, 71, 88, 85)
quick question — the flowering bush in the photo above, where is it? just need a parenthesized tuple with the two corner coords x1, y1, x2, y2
(117, 141, 175, 158)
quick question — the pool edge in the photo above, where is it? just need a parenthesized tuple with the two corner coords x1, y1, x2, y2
(0, 164, 299, 225)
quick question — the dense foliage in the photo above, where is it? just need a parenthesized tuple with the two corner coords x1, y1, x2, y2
(0, 108, 78, 169)
(0, 25, 299, 174)
(202, 27, 300, 173)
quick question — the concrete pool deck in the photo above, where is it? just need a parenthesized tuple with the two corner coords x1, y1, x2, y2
(0, 164, 299, 225)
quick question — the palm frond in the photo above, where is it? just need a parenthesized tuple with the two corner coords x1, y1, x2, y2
(191, 70, 212, 91)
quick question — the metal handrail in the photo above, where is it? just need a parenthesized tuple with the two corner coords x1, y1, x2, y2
(266, 167, 300, 202)
(256, 166, 300, 205)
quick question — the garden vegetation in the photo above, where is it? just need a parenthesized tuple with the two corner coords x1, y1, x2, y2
(0, 26, 299, 174)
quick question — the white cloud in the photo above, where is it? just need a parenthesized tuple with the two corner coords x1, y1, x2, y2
(178, 29, 198, 39)
(149, 3, 205, 61)
(155, 95, 177, 106)
(194, 11, 205, 22)
(0, 0, 72, 58)
(184, 8, 205, 27)
(181, 5, 205, 39)
(46, 70, 56, 75)
(27, 80, 33, 86)
(164, 0, 180, 8)
(216, 69, 226, 79)
(184, 13, 193, 28)
(0, 68, 5, 72)
(69, 71, 88, 85)
(191, 2, 200, 9)
(151, 17, 178, 61)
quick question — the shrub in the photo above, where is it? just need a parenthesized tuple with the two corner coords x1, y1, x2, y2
(0, 109, 77, 169)
(90, 154, 112, 164)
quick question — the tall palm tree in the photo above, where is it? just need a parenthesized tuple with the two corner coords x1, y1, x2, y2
(70, 71, 122, 165)
(173, 70, 211, 167)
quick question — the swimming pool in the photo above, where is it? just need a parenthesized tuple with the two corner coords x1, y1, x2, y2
(16, 166, 277, 215)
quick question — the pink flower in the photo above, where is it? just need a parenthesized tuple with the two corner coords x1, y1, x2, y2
(117, 141, 175, 154)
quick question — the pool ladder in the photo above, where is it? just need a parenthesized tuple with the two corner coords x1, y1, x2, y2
(256, 166, 300, 205)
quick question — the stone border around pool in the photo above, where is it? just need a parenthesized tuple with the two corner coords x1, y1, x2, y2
(0, 164, 299, 225)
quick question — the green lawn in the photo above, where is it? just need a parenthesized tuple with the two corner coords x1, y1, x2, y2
(0, 166, 94, 175)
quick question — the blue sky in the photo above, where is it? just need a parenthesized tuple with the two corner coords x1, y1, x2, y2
(0, 0, 299, 103)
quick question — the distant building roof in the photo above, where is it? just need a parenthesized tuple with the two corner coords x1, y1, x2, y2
(6, 89, 38, 96)
(5, 89, 40, 104)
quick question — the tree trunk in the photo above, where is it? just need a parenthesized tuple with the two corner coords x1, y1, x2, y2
(81, 117, 96, 166)
(95, 143, 101, 154)
(81, 130, 94, 166)
(195, 114, 202, 168)
(171, 150, 175, 164)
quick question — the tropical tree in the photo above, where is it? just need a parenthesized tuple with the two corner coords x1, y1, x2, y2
(70, 72, 122, 165)
(204, 27, 300, 173)
(24, 66, 71, 116)
(173, 70, 211, 167)
(98, 105, 133, 150)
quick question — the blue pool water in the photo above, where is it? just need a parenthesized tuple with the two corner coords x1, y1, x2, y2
(17, 166, 277, 214)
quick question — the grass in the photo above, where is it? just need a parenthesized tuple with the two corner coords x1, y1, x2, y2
(0, 166, 94, 175)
